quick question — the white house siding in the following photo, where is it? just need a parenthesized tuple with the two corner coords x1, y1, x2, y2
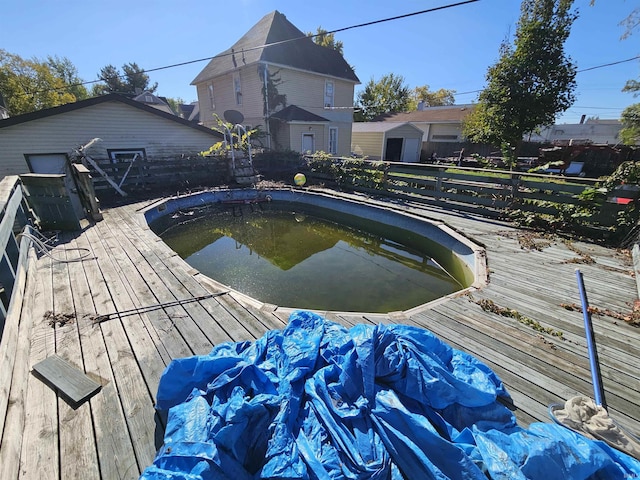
(198, 66, 265, 129)
(274, 68, 355, 124)
(0, 101, 220, 177)
(428, 123, 462, 142)
(331, 122, 352, 157)
(289, 123, 326, 153)
(196, 64, 356, 156)
(351, 132, 384, 159)
(385, 124, 423, 141)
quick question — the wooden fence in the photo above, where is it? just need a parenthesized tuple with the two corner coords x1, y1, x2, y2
(306, 160, 629, 229)
(87, 156, 230, 197)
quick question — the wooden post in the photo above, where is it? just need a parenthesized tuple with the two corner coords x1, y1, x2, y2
(72, 164, 103, 221)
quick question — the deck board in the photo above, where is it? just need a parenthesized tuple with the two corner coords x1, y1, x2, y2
(2, 190, 640, 478)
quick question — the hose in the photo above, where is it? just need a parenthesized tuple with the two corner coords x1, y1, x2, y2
(17, 228, 96, 263)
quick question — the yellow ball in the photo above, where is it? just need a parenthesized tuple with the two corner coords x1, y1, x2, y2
(294, 173, 306, 186)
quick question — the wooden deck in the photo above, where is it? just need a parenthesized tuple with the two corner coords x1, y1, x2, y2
(1, 190, 639, 479)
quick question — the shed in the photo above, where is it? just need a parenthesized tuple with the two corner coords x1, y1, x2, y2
(0, 94, 223, 178)
(351, 122, 423, 162)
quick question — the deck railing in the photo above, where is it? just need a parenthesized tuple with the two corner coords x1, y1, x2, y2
(0, 176, 33, 338)
(306, 159, 629, 230)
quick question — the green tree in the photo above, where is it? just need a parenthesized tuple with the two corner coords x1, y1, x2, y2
(92, 62, 158, 96)
(354, 73, 412, 122)
(307, 27, 344, 55)
(620, 103, 640, 145)
(0, 49, 77, 115)
(165, 97, 184, 116)
(412, 85, 456, 108)
(46, 55, 89, 101)
(463, 0, 577, 166)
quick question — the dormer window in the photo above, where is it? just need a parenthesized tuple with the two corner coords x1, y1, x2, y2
(324, 80, 334, 108)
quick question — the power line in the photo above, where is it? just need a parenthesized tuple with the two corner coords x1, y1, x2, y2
(13, 0, 480, 97)
(577, 55, 640, 73)
(451, 56, 640, 97)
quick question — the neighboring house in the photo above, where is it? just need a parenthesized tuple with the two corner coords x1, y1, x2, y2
(0, 93, 223, 178)
(178, 102, 200, 123)
(351, 122, 423, 162)
(191, 10, 359, 156)
(527, 118, 623, 145)
(373, 105, 476, 157)
(132, 90, 176, 115)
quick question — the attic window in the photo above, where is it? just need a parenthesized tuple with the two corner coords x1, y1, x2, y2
(144, 95, 153, 102)
(324, 81, 334, 108)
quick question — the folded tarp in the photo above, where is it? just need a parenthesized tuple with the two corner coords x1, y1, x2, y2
(141, 310, 640, 479)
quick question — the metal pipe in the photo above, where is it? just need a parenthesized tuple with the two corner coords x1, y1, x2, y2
(575, 268, 607, 409)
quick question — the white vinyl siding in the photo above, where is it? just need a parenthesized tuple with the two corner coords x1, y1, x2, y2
(351, 132, 384, 159)
(0, 101, 221, 177)
(351, 123, 423, 161)
(197, 68, 265, 129)
(429, 124, 462, 142)
(194, 65, 357, 155)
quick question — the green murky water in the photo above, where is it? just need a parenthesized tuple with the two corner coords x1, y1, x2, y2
(159, 205, 465, 312)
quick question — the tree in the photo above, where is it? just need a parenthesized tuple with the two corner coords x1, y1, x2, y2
(412, 85, 456, 108)
(307, 27, 344, 55)
(91, 62, 158, 96)
(165, 97, 184, 116)
(46, 55, 89, 101)
(620, 104, 640, 145)
(0, 49, 77, 115)
(354, 73, 412, 122)
(463, 0, 577, 166)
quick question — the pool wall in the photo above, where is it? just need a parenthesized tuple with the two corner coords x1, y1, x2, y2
(141, 188, 487, 314)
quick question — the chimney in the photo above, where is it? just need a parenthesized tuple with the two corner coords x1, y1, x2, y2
(579, 114, 586, 124)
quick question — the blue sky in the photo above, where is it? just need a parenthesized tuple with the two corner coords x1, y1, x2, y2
(2, 0, 638, 124)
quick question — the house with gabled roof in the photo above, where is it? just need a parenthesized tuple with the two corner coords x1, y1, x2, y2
(191, 10, 359, 156)
(132, 90, 175, 116)
(0, 93, 223, 178)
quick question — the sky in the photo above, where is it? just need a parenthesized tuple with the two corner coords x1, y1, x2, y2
(2, 0, 638, 124)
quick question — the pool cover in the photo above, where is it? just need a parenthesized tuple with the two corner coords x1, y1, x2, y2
(141, 310, 640, 479)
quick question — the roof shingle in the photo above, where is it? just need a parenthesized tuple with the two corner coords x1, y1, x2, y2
(191, 11, 359, 85)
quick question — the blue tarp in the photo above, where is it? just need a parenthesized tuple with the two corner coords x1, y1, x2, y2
(141, 310, 640, 479)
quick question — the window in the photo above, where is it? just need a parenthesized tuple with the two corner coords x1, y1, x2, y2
(107, 149, 146, 179)
(329, 127, 338, 155)
(431, 134, 458, 141)
(324, 80, 334, 108)
(108, 149, 146, 164)
(233, 74, 242, 106)
(208, 84, 215, 109)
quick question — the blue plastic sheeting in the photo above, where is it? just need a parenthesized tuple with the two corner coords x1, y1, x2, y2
(141, 311, 640, 479)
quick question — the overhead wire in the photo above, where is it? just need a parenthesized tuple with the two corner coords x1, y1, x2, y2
(14, 1, 480, 98)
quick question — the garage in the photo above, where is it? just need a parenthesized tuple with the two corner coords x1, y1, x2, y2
(351, 122, 424, 162)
